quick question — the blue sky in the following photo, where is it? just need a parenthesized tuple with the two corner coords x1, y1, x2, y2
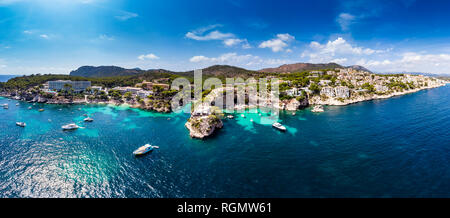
(1, 0, 450, 75)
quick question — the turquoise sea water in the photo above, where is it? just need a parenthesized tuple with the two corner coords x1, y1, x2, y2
(0, 85, 449, 197)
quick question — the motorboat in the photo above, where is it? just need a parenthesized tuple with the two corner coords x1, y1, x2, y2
(227, 115, 234, 119)
(16, 122, 26, 127)
(28, 106, 32, 110)
(16, 103, 20, 106)
(311, 105, 324, 113)
(133, 144, 159, 156)
(240, 114, 245, 118)
(3, 104, 8, 109)
(62, 123, 79, 130)
(39, 109, 44, 112)
(272, 122, 287, 131)
(84, 117, 94, 122)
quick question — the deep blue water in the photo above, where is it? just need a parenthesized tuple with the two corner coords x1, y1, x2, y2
(0, 75, 19, 82)
(0, 85, 449, 198)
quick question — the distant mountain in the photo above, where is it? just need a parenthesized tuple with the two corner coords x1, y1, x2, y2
(176, 65, 257, 78)
(258, 62, 343, 73)
(347, 65, 372, 73)
(69, 66, 145, 78)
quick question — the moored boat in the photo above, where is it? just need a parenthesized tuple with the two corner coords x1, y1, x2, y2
(62, 123, 79, 130)
(227, 115, 234, 119)
(28, 106, 32, 110)
(84, 117, 94, 122)
(3, 104, 8, 109)
(39, 109, 44, 112)
(272, 122, 286, 131)
(133, 144, 159, 156)
(16, 122, 26, 127)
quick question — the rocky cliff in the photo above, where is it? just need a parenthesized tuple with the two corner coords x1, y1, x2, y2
(185, 114, 223, 139)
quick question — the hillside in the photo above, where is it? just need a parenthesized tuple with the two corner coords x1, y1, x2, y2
(347, 65, 372, 73)
(258, 62, 343, 73)
(69, 66, 145, 78)
(177, 65, 259, 79)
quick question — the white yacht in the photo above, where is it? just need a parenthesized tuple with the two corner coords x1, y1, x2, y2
(62, 123, 79, 130)
(16, 122, 26, 127)
(272, 122, 287, 131)
(133, 144, 159, 156)
(84, 117, 94, 122)
(311, 105, 324, 113)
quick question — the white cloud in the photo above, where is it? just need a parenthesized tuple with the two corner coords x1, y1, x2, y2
(259, 33, 295, 52)
(138, 53, 160, 60)
(356, 52, 450, 74)
(99, 34, 114, 41)
(39, 34, 49, 39)
(189, 52, 291, 69)
(185, 25, 250, 48)
(23, 30, 32, 34)
(115, 11, 138, 21)
(186, 30, 234, 41)
(223, 38, 251, 49)
(336, 13, 356, 31)
(302, 37, 387, 64)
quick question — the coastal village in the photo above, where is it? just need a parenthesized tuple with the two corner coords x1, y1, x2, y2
(1, 65, 448, 139)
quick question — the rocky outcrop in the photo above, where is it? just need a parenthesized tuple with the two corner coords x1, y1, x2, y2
(185, 114, 223, 139)
(282, 96, 309, 111)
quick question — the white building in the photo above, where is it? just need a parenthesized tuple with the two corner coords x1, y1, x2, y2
(111, 87, 142, 94)
(48, 80, 91, 92)
(137, 90, 153, 98)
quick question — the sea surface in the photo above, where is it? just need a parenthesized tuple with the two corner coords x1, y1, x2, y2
(0, 85, 449, 197)
(0, 75, 19, 82)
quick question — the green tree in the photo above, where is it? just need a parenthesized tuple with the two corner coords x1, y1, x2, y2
(309, 83, 320, 95)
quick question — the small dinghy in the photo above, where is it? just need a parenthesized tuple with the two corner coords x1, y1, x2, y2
(28, 106, 32, 110)
(133, 144, 159, 156)
(84, 117, 94, 122)
(272, 122, 286, 131)
(16, 122, 26, 127)
(62, 123, 79, 130)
